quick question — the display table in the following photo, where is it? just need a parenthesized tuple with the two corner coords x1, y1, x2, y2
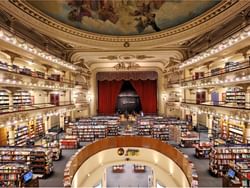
(112, 165, 124, 173)
(194, 142, 212, 159)
(134, 165, 146, 173)
(180, 132, 199, 147)
(60, 136, 79, 149)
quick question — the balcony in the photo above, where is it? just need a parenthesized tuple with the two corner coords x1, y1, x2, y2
(0, 101, 75, 119)
(181, 61, 250, 88)
(0, 63, 88, 90)
(181, 99, 250, 112)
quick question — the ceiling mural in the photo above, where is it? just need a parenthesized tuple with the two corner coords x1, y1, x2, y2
(27, 0, 220, 36)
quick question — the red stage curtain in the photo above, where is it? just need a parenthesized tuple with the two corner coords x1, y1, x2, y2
(98, 80, 122, 115)
(98, 80, 157, 115)
(131, 80, 157, 114)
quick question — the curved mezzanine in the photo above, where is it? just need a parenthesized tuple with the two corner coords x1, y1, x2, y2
(64, 136, 198, 188)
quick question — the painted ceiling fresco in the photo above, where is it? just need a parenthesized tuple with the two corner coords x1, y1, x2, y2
(27, 0, 220, 36)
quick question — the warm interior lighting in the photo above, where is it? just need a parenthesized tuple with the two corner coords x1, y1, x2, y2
(180, 25, 250, 69)
(0, 28, 79, 71)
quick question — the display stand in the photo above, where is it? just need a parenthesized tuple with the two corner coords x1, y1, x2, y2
(0, 147, 53, 178)
(60, 136, 79, 149)
(112, 165, 124, 173)
(134, 164, 146, 173)
(0, 163, 38, 187)
(180, 132, 199, 147)
(209, 145, 250, 177)
(194, 142, 212, 159)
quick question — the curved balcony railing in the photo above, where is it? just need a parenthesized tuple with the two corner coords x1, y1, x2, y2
(64, 136, 197, 187)
(181, 99, 250, 110)
(181, 61, 250, 83)
(0, 62, 87, 87)
(0, 101, 74, 115)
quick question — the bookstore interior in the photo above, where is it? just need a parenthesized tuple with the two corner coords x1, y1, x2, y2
(0, 1, 249, 188)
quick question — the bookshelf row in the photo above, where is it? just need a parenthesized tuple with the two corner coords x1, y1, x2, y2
(65, 117, 192, 145)
(0, 147, 53, 177)
(212, 117, 248, 144)
(209, 146, 250, 177)
(0, 117, 45, 146)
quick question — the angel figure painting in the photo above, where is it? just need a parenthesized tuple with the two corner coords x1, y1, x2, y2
(28, 0, 220, 36)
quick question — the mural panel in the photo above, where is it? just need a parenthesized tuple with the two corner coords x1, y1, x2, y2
(28, 0, 220, 36)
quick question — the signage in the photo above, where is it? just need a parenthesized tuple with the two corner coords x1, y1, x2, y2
(117, 148, 139, 156)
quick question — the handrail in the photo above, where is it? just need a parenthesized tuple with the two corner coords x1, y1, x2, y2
(0, 102, 74, 115)
(64, 136, 196, 187)
(181, 100, 250, 110)
(0, 62, 87, 86)
(181, 61, 250, 83)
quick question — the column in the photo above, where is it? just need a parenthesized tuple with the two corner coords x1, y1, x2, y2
(59, 114, 65, 129)
(46, 116, 52, 131)
(207, 115, 213, 138)
(7, 125, 15, 145)
(43, 115, 49, 133)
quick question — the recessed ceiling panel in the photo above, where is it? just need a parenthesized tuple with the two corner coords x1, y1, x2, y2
(27, 0, 220, 36)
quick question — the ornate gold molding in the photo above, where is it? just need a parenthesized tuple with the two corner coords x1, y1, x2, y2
(6, 0, 240, 43)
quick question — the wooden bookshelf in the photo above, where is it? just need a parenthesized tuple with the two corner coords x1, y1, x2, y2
(0, 147, 53, 177)
(0, 164, 30, 187)
(152, 123, 169, 141)
(105, 120, 119, 136)
(228, 120, 246, 144)
(8, 125, 29, 146)
(180, 132, 199, 148)
(209, 146, 250, 177)
(225, 87, 245, 107)
(13, 91, 31, 106)
(60, 136, 79, 149)
(28, 120, 36, 139)
(212, 116, 221, 138)
(0, 90, 9, 111)
(222, 162, 250, 187)
(194, 142, 212, 159)
(30, 150, 53, 176)
(137, 119, 152, 136)
(35, 117, 45, 138)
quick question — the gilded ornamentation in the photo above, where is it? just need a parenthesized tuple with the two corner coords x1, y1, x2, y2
(114, 62, 140, 70)
(5, 0, 238, 42)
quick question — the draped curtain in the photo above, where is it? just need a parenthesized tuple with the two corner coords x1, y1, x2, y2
(130, 80, 157, 114)
(98, 80, 123, 115)
(98, 80, 157, 115)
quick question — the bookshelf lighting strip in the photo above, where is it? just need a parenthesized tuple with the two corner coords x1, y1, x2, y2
(0, 28, 78, 71)
(180, 25, 250, 69)
(181, 75, 250, 88)
(180, 106, 250, 122)
(0, 78, 73, 90)
(0, 108, 75, 128)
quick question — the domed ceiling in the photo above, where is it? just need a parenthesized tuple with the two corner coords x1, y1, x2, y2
(27, 0, 220, 36)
